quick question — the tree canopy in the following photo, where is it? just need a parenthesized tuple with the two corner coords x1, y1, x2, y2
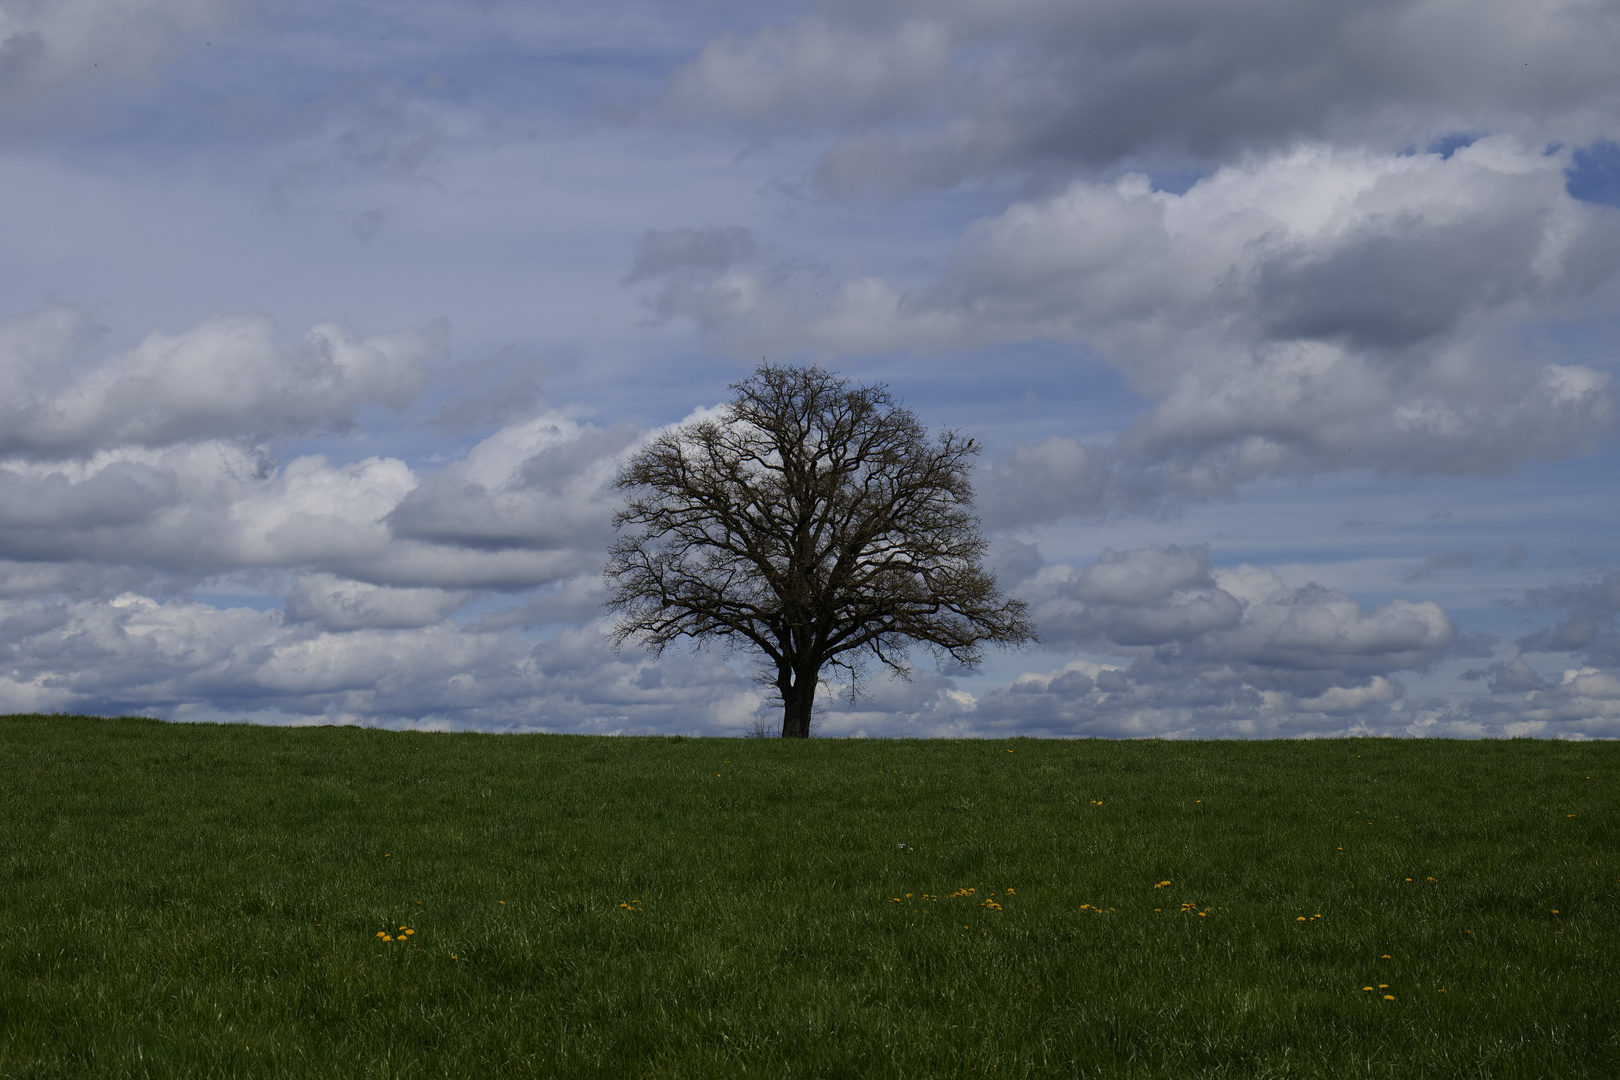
(604, 364, 1035, 737)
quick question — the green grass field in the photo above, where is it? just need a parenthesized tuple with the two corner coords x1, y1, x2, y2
(2, 714, 1616, 1078)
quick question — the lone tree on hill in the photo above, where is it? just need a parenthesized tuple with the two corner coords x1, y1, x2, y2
(604, 363, 1036, 738)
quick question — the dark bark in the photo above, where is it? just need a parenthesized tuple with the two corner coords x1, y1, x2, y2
(605, 363, 1036, 738)
(780, 667, 817, 739)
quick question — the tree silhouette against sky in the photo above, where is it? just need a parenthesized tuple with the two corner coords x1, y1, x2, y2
(606, 364, 1035, 737)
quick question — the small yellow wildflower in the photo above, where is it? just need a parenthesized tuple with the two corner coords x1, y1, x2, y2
(1383, 995, 1395, 1001)
(1297, 916, 1307, 922)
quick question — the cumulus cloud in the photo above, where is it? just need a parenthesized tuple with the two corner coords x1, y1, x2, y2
(0, 416, 634, 594)
(1027, 545, 1454, 684)
(760, 544, 1466, 739)
(0, 591, 761, 731)
(385, 412, 636, 563)
(0, 301, 641, 606)
(663, 0, 1620, 190)
(1515, 570, 1620, 666)
(283, 574, 472, 631)
(0, 301, 446, 457)
(855, 544, 1453, 736)
(648, 142, 1619, 522)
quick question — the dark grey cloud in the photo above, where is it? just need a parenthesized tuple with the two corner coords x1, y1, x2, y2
(1515, 570, 1620, 666)
(622, 225, 755, 285)
(1464, 656, 1548, 693)
(1255, 213, 1544, 350)
(665, 0, 1620, 191)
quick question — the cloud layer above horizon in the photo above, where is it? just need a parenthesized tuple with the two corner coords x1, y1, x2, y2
(0, 0, 1617, 737)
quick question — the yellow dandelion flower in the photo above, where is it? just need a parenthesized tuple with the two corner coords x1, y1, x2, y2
(380, 934, 393, 941)
(376, 931, 388, 938)
(1426, 877, 1435, 881)
(1362, 986, 1373, 992)
(1381, 954, 1391, 959)
(1378, 984, 1388, 989)
(1383, 995, 1395, 1001)
(1297, 916, 1307, 922)
(405, 929, 415, 935)
(1198, 912, 1207, 918)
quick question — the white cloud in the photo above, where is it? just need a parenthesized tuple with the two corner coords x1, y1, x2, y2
(0, 0, 240, 126)
(649, 142, 1618, 520)
(283, 573, 471, 631)
(0, 589, 762, 732)
(0, 301, 446, 457)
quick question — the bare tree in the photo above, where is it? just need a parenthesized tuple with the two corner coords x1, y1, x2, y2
(605, 364, 1036, 738)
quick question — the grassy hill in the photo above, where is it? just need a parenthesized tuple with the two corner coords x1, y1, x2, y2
(2, 714, 1616, 1078)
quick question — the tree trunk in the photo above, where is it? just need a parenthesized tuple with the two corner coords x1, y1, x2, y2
(780, 670, 817, 738)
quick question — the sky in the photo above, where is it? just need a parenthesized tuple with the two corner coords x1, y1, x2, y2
(2, 0, 1620, 738)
